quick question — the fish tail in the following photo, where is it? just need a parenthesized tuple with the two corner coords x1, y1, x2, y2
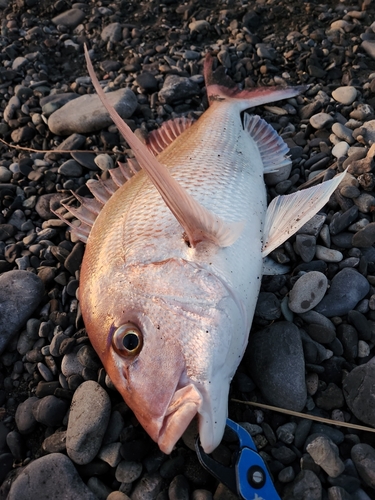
(204, 53, 307, 111)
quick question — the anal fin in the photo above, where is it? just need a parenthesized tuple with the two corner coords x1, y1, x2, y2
(262, 170, 347, 257)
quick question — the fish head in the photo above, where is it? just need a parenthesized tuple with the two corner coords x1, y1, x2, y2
(80, 257, 248, 454)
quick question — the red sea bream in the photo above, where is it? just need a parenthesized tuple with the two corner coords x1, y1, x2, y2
(63, 47, 346, 454)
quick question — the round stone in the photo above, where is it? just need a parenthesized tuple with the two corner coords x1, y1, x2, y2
(66, 381, 111, 465)
(288, 271, 328, 313)
(332, 86, 357, 105)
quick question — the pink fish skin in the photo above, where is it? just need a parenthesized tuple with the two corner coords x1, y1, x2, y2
(75, 48, 346, 454)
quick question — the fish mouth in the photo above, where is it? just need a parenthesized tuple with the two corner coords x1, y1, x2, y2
(157, 382, 202, 454)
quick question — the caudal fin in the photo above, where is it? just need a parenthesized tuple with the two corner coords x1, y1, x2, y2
(204, 53, 308, 111)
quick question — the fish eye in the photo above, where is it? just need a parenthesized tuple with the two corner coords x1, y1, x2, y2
(113, 323, 143, 356)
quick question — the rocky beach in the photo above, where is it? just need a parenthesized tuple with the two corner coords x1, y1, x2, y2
(1, 0, 375, 498)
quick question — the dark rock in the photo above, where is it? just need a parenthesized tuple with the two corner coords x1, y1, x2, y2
(7, 453, 98, 500)
(314, 268, 370, 317)
(0, 271, 44, 354)
(343, 359, 375, 428)
(246, 322, 306, 411)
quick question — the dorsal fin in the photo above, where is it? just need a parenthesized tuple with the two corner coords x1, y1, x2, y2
(204, 53, 308, 111)
(244, 114, 291, 174)
(146, 117, 195, 156)
(55, 158, 139, 243)
(84, 44, 243, 248)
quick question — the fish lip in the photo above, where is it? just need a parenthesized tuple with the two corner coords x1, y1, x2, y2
(156, 382, 203, 454)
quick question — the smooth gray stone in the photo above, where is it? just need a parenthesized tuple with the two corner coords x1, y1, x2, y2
(246, 321, 307, 411)
(7, 453, 98, 500)
(0, 271, 44, 354)
(66, 381, 111, 465)
(48, 89, 137, 135)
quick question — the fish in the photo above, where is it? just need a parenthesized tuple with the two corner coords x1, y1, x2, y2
(62, 46, 346, 455)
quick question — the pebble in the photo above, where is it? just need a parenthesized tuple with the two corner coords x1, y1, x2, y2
(66, 380, 111, 464)
(288, 271, 327, 313)
(0, 271, 44, 354)
(58, 160, 83, 177)
(116, 460, 143, 483)
(15, 397, 39, 434)
(343, 359, 375, 428)
(352, 222, 375, 247)
(310, 112, 334, 129)
(246, 322, 306, 411)
(332, 123, 355, 144)
(332, 142, 350, 158)
(130, 473, 163, 500)
(307, 435, 345, 478)
(315, 245, 343, 263)
(351, 444, 375, 489)
(52, 9, 86, 28)
(7, 453, 98, 500)
(158, 75, 200, 104)
(32, 396, 68, 427)
(48, 89, 138, 135)
(314, 268, 370, 317)
(101, 22, 122, 43)
(295, 234, 316, 262)
(332, 87, 358, 105)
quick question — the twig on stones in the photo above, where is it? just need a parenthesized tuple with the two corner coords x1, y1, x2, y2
(0, 137, 115, 155)
(231, 398, 375, 433)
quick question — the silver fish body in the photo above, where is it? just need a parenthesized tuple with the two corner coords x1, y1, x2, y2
(81, 101, 265, 453)
(76, 49, 346, 454)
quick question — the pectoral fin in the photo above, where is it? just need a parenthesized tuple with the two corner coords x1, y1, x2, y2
(262, 170, 347, 257)
(84, 45, 243, 248)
